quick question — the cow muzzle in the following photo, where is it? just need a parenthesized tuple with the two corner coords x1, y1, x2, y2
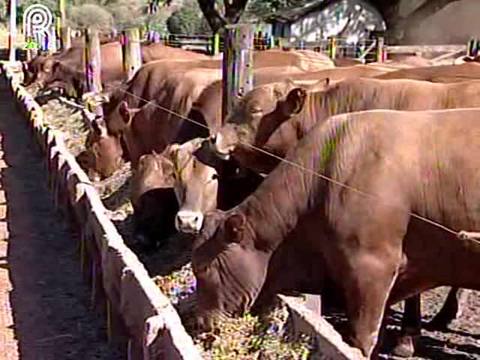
(175, 210, 204, 234)
(210, 133, 232, 160)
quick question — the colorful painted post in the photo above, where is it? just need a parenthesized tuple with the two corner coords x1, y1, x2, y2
(8, 0, 17, 62)
(25, 35, 33, 61)
(121, 28, 142, 80)
(61, 26, 71, 50)
(328, 36, 337, 59)
(48, 26, 57, 53)
(84, 28, 103, 94)
(59, 0, 66, 28)
(376, 36, 385, 63)
(222, 24, 254, 121)
(468, 38, 480, 57)
(467, 38, 475, 57)
(268, 35, 275, 49)
(277, 37, 283, 49)
(211, 33, 220, 55)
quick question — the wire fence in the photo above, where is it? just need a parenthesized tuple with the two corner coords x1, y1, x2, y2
(143, 32, 382, 62)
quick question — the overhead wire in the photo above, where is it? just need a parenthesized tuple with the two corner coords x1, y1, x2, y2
(99, 81, 475, 240)
(61, 51, 477, 244)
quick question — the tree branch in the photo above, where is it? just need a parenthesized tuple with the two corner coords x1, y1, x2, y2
(197, 0, 227, 33)
(224, 0, 248, 23)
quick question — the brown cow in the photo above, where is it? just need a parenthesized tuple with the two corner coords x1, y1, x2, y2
(192, 108, 480, 358)
(22, 34, 118, 88)
(100, 58, 222, 135)
(131, 138, 262, 247)
(100, 48, 337, 136)
(377, 62, 480, 83)
(120, 67, 222, 166)
(206, 76, 480, 357)
(212, 77, 480, 174)
(165, 138, 261, 234)
(78, 63, 329, 179)
(35, 42, 211, 100)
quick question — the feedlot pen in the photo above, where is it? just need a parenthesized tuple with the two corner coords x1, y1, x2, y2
(0, 77, 125, 360)
(1, 70, 480, 358)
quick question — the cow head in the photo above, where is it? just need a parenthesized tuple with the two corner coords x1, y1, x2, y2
(212, 79, 324, 159)
(76, 119, 124, 180)
(41, 61, 85, 99)
(130, 151, 177, 249)
(192, 209, 270, 331)
(163, 138, 219, 234)
(26, 57, 57, 91)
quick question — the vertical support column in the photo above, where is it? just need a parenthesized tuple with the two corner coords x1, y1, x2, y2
(211, 33, 220, 56)
(467, 38, 479, 57)
(49, 26, 57, 53)
(58, 0, 67, 49)
(8, 0, 17, 62)
(59, 0, 66, 29)
(376, 36, 385, 63)
(84, 28, 102, 93)
(268, 34, 275, 49)
(222, 24, 254, 121)
(467, 38, 475, 57)
(61, 26, 72, 50)
(328, 36, 337, 60)
(121, 28, 142, 80)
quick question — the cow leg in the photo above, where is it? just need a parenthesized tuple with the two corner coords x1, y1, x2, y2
(425, 287, 466, 331)
(340, 253, 401, 358)
(392, 295, 421, 357)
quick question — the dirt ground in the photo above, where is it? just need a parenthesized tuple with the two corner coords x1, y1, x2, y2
(0, 78, 125, 360)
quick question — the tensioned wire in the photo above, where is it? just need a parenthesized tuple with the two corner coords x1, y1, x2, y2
(96, 81, 479, 241)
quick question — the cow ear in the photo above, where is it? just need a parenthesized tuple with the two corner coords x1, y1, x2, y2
(167, 143, 180, 158)
(119, 101, 140, 125)
(224, 212, 246, 243)
(281, 88, 307, 116)
(119, 101, 129, 123)
(48, 61, 60, 73)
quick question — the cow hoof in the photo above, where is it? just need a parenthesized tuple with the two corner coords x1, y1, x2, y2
(392, 335, 415, 358)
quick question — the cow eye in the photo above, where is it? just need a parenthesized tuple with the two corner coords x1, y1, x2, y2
(211, 173, 218, 180)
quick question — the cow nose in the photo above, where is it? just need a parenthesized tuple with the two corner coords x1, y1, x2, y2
(175, 210, 204, 233)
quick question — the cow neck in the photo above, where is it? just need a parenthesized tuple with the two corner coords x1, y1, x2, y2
(319, 82, 356, 119)
(253, 89, 331, 156)
(254, 110, 293, 147)
(237, 114, 351, 254)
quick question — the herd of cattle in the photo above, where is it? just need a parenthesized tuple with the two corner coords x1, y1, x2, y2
(21, 35, 480, 358)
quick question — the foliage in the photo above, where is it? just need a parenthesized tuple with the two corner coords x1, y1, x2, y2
(69, 3, 114, 31)
(244, 0, 304, 19)
(197, 0, 248, 33)
(166, 0, 212, 35)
